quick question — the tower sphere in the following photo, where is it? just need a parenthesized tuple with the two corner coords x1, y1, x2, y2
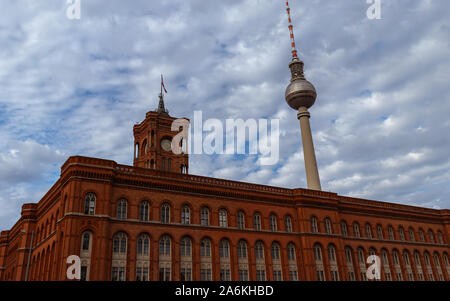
(285, 57, 317, 110)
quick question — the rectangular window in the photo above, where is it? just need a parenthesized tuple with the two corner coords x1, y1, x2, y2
(256, 270, 266, 281)
(254, 215, 261, 231)
(159, 268, 171, 281)
(111, 267, 125, 281)
(136, 267, 149, 281)
(289, 271, 298, 281)
(273, 270, 282, 281)
(220, 269, 231, 281)
(180, 268, 192, 281)
(201, 269, 212, 281)
(80, 266, 87, 281)
(136, 267, 142, 281)
(349, 272, 355, 281)
(238, 270, 249, 281)
(112, 267, 118, 281)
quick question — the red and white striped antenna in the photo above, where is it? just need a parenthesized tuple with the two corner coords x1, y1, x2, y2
(285, 1, 298, 59)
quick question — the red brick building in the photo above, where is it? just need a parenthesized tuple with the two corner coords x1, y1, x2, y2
(0, 100, 449, 282)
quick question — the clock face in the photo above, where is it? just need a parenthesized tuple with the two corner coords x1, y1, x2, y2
(161, 138, 172, 152)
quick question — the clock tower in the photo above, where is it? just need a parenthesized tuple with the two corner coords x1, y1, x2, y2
(133, 93, 189, 174)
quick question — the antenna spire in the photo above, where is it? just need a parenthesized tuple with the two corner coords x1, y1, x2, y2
(285, 1, 298, 59)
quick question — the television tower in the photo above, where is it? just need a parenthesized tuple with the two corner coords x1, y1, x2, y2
(284, 1, 322, 191)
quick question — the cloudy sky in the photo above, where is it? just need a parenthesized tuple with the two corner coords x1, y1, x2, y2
(0, 0, 449, 230)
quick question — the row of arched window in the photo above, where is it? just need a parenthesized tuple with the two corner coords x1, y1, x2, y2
(83, 193, 294, 232)
(313, 243, 449, 281)
(81, 231, 299, 281)
(34, 210, 60, 246)
(310, 216, 446, 245)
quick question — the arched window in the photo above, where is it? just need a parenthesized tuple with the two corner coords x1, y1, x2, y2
(159, 235, 171, 257)
(219, 239, 231, 281)
(428, 230, 435, 244)
(237, 211, 245, 229)
(201, 207, 209, 226)
(159, 235, 171, 281)
(388, 226, 395, 240)
(433, 253, 444, 281)
(136, 233, 150, 281)
(377, 224, 383, 239)
(437, 231, 444, 245)
(237, 240, 247, 259)
(285, 216, 292, 232)
(135, 143, 139, 159)
(255, 241, 266, 281)
(403, 250, 414, 281)
(200, 238, 211, 257)
(180, 237, 192, 257)
(419, 229, 425, 242)
(353, 222, 360, 238)
(137, 234, 150, 255)
(82, 232, 91, 251)
(180, 236, 192, 281)
(311, 216, 318, 233)
(357, 248, 367, 281)
(409, 228, 415, 242)
(287, 243, 298, 281)
(328, 244, 339, 281)
(270, 214, 277, 232)
(345, 247, 356, 281)
(139, 201, 149, 222)
(328, 245, 337, 262)
(341, 221, 348, 237)
(398, 226, 405, 241)
(254, 213, 261, 231)
(84, 193, 96, 215)
(80, 231, 93, 281)
(443, 253, 450, 279)
(255, 241, 264, 260)
(314, 244, 325, 281)
(117, 199, 127, 220)
(271, 242, 281, 260)
(219, 239, 230, 258)
(365, 223, 372, 239)
(392, 250, 403, 281)
(181, 205, 190, 224)
(142, 139, 148, 155)
(112, 232, 127, 281)
(161, 203, 170, 223)
(237, 240, 249, 281)
(219, 209, 228, 228)
(414, 251, 424, 281)
(271, 242, 283, 281)
(113, 232, 127, 254)
(381, 249, 392, 281)
(424, 252, 433, 281)
(325, 218, 332, 235)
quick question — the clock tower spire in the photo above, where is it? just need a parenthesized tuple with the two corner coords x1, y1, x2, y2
(133, 87, 189, 174)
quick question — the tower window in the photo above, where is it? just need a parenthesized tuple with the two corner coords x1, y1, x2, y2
(201, 207, 209, 226)
(161, 203, 170, 223)
(84, 193, 96, 215)
(117, 199, 127, 220)
(181, 205, 190, 224)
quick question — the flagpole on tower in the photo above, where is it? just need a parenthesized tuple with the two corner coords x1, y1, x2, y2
(157, 74, 168, 114)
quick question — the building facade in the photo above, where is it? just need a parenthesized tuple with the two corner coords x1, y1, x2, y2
(0, 101, 449, 282)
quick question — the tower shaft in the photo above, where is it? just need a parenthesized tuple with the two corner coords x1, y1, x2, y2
(284, 1, 322, 191)
(298, 107, 321, 190)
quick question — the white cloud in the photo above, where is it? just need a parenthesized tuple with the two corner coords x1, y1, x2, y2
(0, 0, 449, 230)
